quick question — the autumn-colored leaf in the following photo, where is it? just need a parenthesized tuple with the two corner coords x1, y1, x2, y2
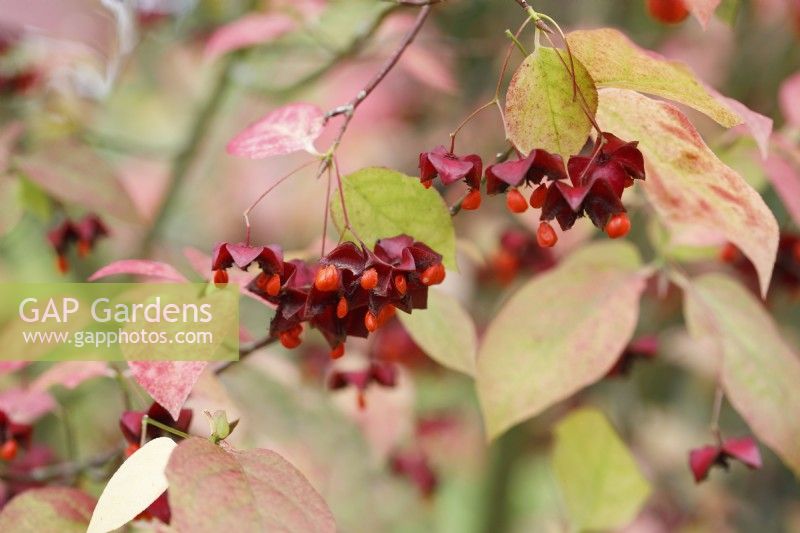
(0, 387, 56, 423)
(505, 46, 598, 160)
(166, 438, 336, 533)
(14, 141, 141, 223)
(330, 167, 457, 269)
(87, 437, 177, 533)
(227, 103, 324, 159)
(89, 260, 188, 283)
(204, 13, 296, 61)
(683, 274, 800, 476)
(0, 487, 95, 533)
(596, 88, 778, 296)
(31, 361, 112, 391)
(567, 28, 740, 127)
(397, 289, 477, 376)
(476, 242, 647, 440)
(552, 408, 651, 531)
(764, 137, 800, 227)
(128, 361, 207, 420)
(779, 72, 800, 126)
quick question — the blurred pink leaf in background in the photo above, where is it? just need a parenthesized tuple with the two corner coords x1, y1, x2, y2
(779, 72, 800, 126)
(204, 13, 296, 62)
(129, 361, 207, 419)
(227, 103, 325, 159)
(89, 260, 188, 282)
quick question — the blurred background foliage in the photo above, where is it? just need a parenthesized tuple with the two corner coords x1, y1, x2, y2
(0, 0, 799, 531)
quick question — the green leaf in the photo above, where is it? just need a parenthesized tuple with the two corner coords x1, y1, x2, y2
(0, 488, 96, 533)
(331, 167, 457, 270)
(397, 289, 477, 376)
(567, 28, 741, 127)
(683, 273, 800, 476)
(476, 242, 646, 440)
(552, 408, 651, 531)
(716, 0, 741, 26)
(505, 46, 598, 161)
(166, 438, 336, 533)
(0, 175, 23, 237)
(596, 88, 778, 297)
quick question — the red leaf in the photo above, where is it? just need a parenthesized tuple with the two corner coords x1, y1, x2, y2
(227, 103, 324, 159)
(779, 72, 800, 126)
(0, 487, 95, 531)
(128, 361, 207, 419)
(204, 13, 296, 62)
(89, 260, 188, 282)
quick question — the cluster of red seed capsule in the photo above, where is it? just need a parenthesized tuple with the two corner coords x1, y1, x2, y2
(212, 235, 446, 358)
(420, 132, 645, 248)
(47, 214, 109, 274)
(0, 410, 32, 462)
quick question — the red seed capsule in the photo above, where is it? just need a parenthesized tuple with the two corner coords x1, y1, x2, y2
(360, 268, 378, 290)
(364, 311, 378, 332)
(536, 222, 558, 248)
(719, 243, 740, 263)
(377, 304, 396, 327)
(279, 326, 302, 349)
(213, 269, 228, 286)
(77, 239, 91, 258)
(330, 343, 345, 359)
(0, 440, 18, 461)
(394, 274, 407, 295)
(421, 263, 446, 286)
(529, 184, 548, 209)
(266, 273, 281, 296)
(56, 255, 70, 274)
(605, 213, 631, 239)
(124, 443, 140, 458)
(461, 189, 482, 210)
(793, 241, 800, 263)
(506, 189, 528, 213)
(646, 0, 689, 24)
(357, 391, 367, 410)
(314, 265, 340, 292)
(336, 296, 349, 319)
(422, 179, 433, 189)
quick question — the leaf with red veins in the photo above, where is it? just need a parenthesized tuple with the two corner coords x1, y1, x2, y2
(227, 103, 324, 159)
(682, 0, 722, 29)
(0, 487, 96, 531)
(89, 260, 188, 282)
(166, 438, 336, 533)
(597, 88, 778, 297)
(779, 72, 800, 127)
(128, 361, 207, 420)
(204, 13, 296, 61)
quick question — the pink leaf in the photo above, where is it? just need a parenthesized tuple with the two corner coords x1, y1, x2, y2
(0, 387, 56, 423)
(89, 260, 188, 282)
(166, 438, 336, 533)
(0, 362, 28, 375)
(779, 72, 800, 126)
(227, 103, 324, 159)
(205, 13, 296, 62)
(128, 361, 207, 419)
(704, 84, 773, 158)
(683, 0, 722, 29)
(32, 362, 112, 391)
(764, 138, 800, 227)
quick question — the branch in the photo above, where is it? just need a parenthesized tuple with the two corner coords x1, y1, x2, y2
(1, 447, 121, 484)
(322, 5, 432, 154)
(214, 335, 278, 374)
